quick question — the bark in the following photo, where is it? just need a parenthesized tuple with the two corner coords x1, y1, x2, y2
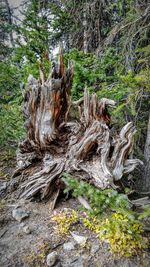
(83, 1, 88, 53)
(141, 113, 150, 192)
(12, 52, 142, 206)
(3, 0, 14, 46)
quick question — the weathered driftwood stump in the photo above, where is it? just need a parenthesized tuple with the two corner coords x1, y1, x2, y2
(13, 53, 142, 206)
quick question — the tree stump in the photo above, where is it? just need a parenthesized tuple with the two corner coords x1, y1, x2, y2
(13, 52, 142, 206)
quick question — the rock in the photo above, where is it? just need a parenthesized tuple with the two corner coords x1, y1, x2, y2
(22, 225, 31, 234)
(12, 208, 29, 222)
(91, 243, 100, 254)
(0, 229, 7, 238)
(77, 196, 92, 210)
(0, 182, 7, 196)
(70, 257, 84, 267)
(70, 232, 87, 246)
(19, 222, 26, 227)
(63, 242, 75, 251)
(61, 255, 84, 267)
(0, 182, 7, 191)
(46, 251, 58, 266)
(19, 223, 31, 234)
(54, 262, 62, 267)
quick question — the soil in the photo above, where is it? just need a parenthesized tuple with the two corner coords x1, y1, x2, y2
(0, 151, 150, 267)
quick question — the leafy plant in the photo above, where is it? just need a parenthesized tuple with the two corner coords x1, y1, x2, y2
(51, 209, 78, 235)
(138, 205, 150, 220)
(62, 173, 148, 257)
(62, 173, 131, 216)
(23, 241, 50, 267)
(83, 213, 147, 257)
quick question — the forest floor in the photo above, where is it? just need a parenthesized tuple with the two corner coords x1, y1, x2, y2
(0, 149, 150, 267)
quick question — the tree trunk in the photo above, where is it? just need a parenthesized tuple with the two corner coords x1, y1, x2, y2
(141, 113, 150, 193)
(4, 0, 14, 46)
(12, 52, 142, 206)
(83, 1, 88, 53)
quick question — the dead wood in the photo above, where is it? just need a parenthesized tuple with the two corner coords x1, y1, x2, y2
(12, 52, 142, 207)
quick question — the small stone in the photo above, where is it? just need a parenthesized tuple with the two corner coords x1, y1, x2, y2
(0, 182, 7, 190)
(91, 243, 100, 254)
(70, 257, 84, 267)
(46, 251, 58, 267)
(54, 262, 62, 267)
(0, 229, 7, 238)
(22, 225, 31, 234)
(19, 222, 26, 227)
(12, 208, 29, 222)
(70, 232, 87, 246)
(63, 242, 75, 251)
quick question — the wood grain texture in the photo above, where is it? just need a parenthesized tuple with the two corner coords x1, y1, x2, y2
(12, 53, 142, 206)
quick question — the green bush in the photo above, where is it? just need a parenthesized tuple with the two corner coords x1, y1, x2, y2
(0, 94, 25, 147)
(62, 173, 132, 216)
(62, 173, 148, 257)
(83, 212, 147, 257)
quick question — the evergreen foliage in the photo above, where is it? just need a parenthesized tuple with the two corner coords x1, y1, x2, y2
(0, 0, 149, 186)
(0, 95, 25, 147)
(62, 172, 131, 216)
(0, 0, 149, 258)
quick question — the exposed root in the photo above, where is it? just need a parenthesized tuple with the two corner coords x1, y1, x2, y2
(12, 53, 142, 208)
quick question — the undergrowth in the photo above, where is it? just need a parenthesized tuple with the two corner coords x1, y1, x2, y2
(82, 213, 147, 257)
(62, 172, 132, 216)
(59, 173, 149, 257)
(0, 94, 25, 147)
(23, 241, 50, 267)
(51, 209, 78, 235)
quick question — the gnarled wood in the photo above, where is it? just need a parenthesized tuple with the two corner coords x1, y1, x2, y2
(12, 53, 142, 206)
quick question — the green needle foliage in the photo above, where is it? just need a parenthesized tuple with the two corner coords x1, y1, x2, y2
(0, 94, 25, 147)
(0, 0, 149, 189)
(62, 172, 132, 216)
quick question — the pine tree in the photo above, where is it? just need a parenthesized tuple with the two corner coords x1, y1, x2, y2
(0, 0, 13, 60)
